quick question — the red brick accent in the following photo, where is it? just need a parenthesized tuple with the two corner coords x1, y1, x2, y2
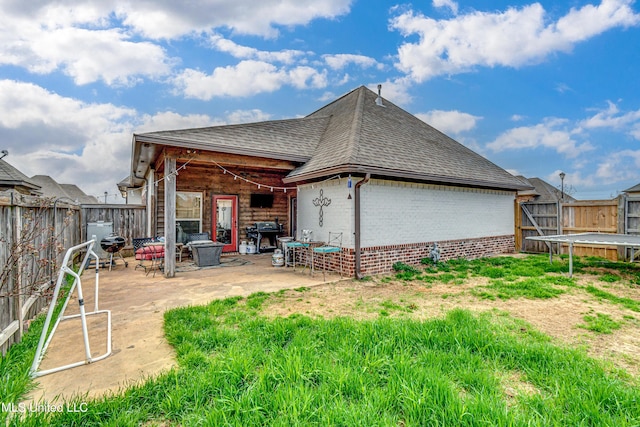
(294, 235, 515, 277)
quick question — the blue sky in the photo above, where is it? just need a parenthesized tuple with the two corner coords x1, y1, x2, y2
(1, 0, 640, 202)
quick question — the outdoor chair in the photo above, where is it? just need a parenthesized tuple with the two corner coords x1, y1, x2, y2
(133, 237, 165, 276)
(185, 232, 212, 259)
(286, 240, 310, 271)
(133, 237, 154, 271)
(312, 232, 343, 281)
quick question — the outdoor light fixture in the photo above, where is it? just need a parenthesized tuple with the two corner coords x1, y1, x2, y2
(0, 150, 8, 160)
(347, 174, 353, 199)
(559, 172, 566, 201)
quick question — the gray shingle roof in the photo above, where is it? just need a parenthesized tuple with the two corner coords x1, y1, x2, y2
(30, 175, 98, 203)
(517, 176, 576, 202)
(131, 85, 529, 191)
(135, 117, 328, 162)
(285, 86, 528, 190)
(0, 159, 40, 192)
(623, 183, 640, 193)
(60, 184, 99, 204)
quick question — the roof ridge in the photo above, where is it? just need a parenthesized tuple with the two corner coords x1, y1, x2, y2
(305, 85, 363, 118)
(137, 115, 325, 137)
(345, 86, 366, 163)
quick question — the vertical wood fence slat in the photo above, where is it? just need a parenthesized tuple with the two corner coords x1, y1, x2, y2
(517, 196, 637, 261)
(1, 190, 146, 355)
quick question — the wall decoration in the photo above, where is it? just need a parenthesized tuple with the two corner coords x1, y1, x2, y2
(313, 189, 331, 227)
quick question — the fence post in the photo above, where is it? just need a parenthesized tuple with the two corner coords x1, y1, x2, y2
(15, 203, 24, 343)
(556, 201, 563, 254)
(618, 195, 627, 260)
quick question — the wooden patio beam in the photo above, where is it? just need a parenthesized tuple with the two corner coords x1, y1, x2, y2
(161, 148, 299, 171)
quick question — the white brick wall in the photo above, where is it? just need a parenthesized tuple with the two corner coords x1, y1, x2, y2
(360, 179, 515, 247)
(297, 179, 354, 245)
(296, 178, 515, 249)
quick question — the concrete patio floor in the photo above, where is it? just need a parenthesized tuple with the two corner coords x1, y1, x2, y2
(25, 253, 343, 404)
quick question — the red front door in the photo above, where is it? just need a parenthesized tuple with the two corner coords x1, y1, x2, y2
(213, 195, 238, 252)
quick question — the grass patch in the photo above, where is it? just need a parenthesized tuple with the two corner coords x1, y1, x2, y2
(1, 271, 77, 425)
(585, 286, 640, 312)
(15, 296, 640, 426)
(472, 276, 570, 301)
(579, 313, 623, 334)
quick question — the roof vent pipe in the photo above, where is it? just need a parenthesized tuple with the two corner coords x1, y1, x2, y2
(375, 84, 384, 107)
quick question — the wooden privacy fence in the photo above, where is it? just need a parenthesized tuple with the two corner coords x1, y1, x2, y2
(0, 191, 81, 355)
(81, 203, 146, 249)
(1, 192, 146, 356)
(516, 196, 640, 260)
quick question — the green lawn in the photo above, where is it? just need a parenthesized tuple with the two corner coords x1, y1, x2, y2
(3, 254, 640, 426)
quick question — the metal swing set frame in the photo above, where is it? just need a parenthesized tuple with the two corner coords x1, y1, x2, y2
(30, 239, 112, 378)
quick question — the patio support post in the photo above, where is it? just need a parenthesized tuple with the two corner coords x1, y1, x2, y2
(164, 157, 176, 278)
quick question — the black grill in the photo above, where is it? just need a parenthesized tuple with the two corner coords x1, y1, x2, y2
(100, 235, 126, 253)
(99, 234, 128, 270)
(246, 221, 283, 253)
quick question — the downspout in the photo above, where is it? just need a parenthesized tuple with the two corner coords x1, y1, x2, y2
(354, 173, 371, 279)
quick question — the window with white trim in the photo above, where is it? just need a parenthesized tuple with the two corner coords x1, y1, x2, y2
(176, 191, 202, 243)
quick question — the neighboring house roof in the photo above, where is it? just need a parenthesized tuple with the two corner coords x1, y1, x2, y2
(623, 183, 640, 193)
(30, 175, 98, 203)
(60, 184, 99, 204)
(0, 159, 40, 194)
(517, 176, 576, 202)
(131, 86, 530, 191)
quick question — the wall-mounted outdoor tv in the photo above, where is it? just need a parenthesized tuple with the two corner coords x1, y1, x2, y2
(250, 193, 273, 208)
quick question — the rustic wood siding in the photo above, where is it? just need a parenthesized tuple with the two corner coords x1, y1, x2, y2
(152, 157, 298, 244)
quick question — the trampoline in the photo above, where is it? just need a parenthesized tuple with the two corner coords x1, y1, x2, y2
(526, 232, 640, 276)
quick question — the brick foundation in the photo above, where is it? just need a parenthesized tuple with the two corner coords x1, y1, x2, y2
(296, 235, 515, 277)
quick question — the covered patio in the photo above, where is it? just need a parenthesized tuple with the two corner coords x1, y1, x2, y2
(25, 253, 342, 404)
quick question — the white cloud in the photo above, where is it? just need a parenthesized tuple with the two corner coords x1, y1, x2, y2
(173, 60, 327, 100)
(225, 109, 273, 124)
(0, 79, 273, 200)
(0, 80, 137, 198)
(487, 118, 594, 158)
(415, 110, 481, 135)
(595, 149, 640, 183)
(0, 0, 353, 86)
(433, 0, 459, 15)
(210, 35, 307, 64)
(120, 0, 354, 39)
(368, 79, 413, 106)
(391, 0, 640, 82)
(0, 4, 174, 86)
(579, 101, 640, 138)
(323, 54, 382, 70)
(135, 112, 218, 134)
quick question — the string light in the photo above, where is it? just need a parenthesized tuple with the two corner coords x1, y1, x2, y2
(103, 157, 347, 201)
(209, 160, 297, 193)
